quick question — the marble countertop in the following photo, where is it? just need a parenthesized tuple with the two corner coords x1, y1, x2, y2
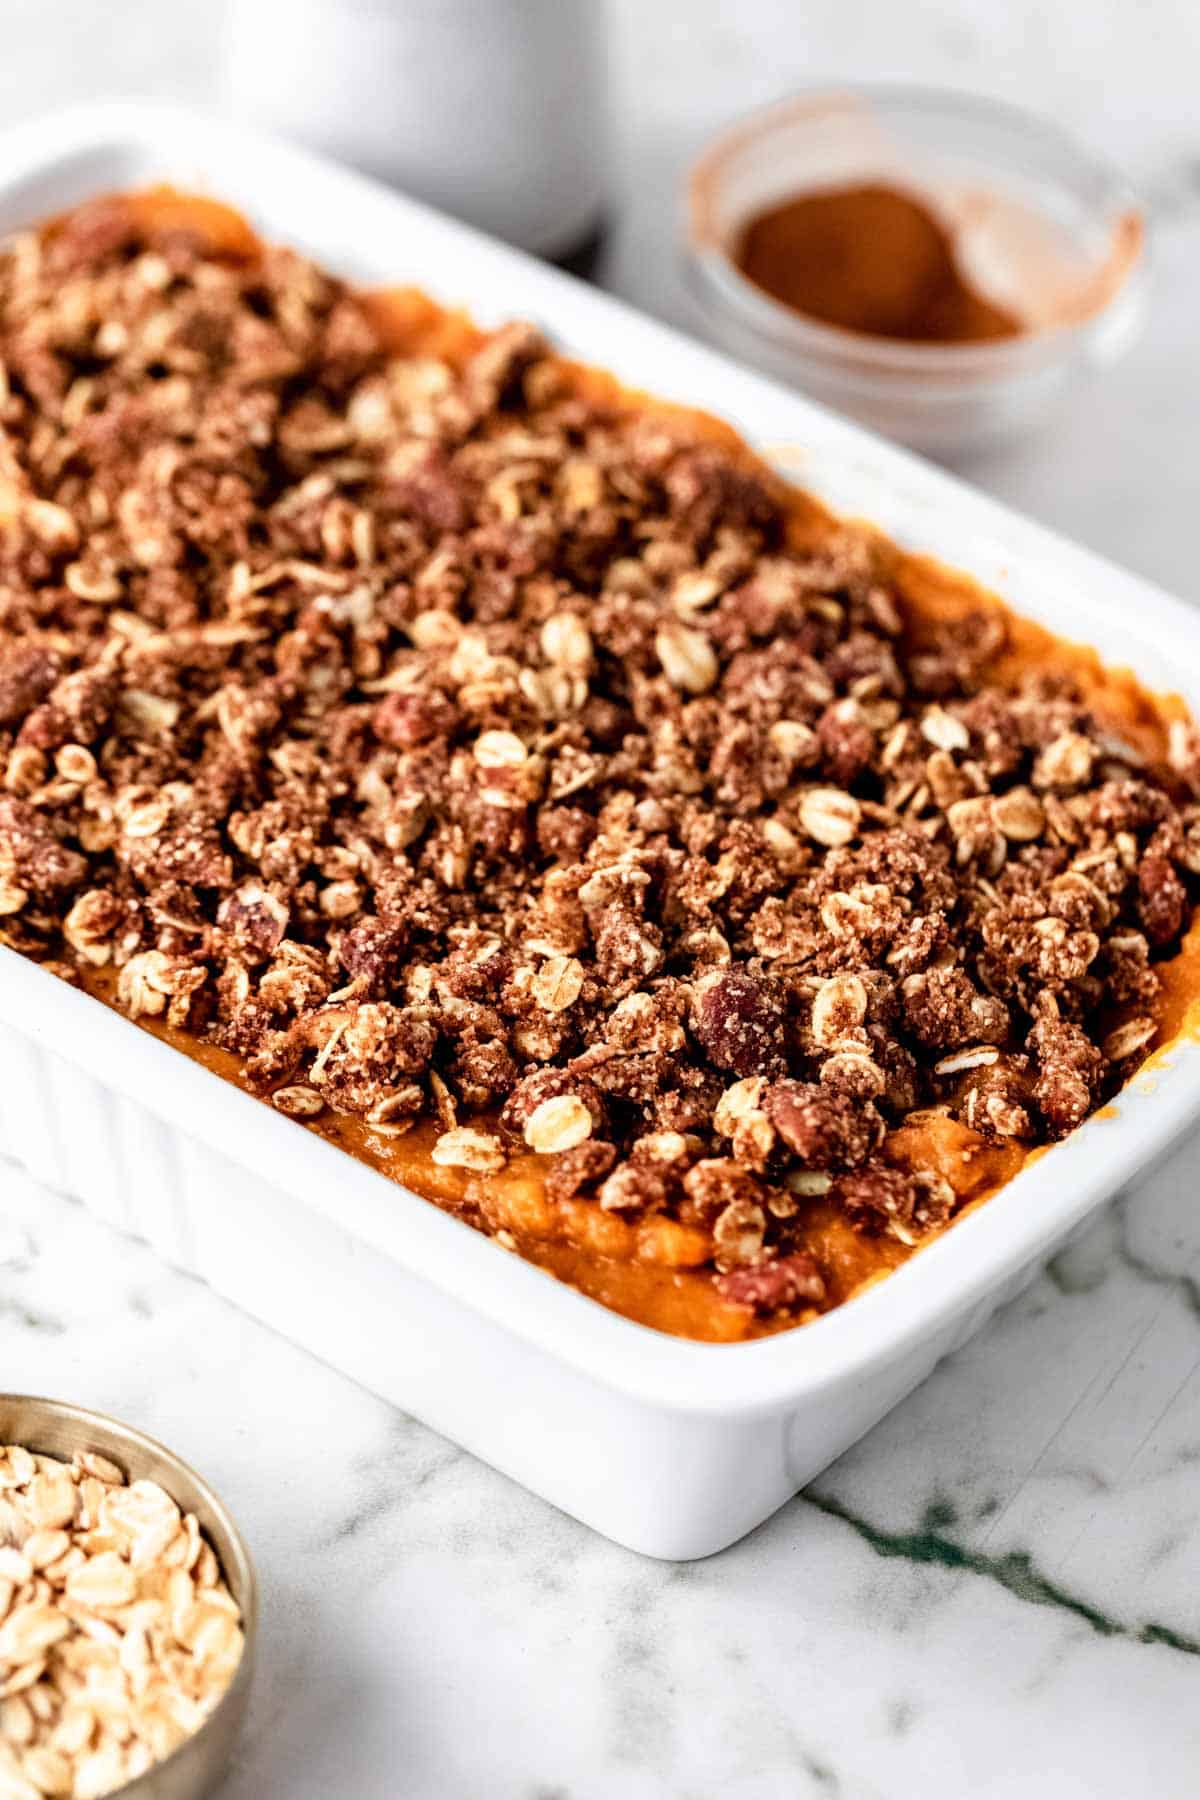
(3, 3, 1200, 1795)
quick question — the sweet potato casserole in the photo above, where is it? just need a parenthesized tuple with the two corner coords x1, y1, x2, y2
(3, 192, 1200, 1342)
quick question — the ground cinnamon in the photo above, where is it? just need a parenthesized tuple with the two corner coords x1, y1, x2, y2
(735, 182, 1021, 344)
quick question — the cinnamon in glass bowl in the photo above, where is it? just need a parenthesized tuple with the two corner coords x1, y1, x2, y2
(687, 86, 1146, 453)
(734, 181, 1021, 345)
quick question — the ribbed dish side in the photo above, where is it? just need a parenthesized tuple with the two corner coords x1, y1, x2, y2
(0, 1021, 197, 1268)
(0, 1011, 1128, 1556)
(0, 1014, 1077, 1369)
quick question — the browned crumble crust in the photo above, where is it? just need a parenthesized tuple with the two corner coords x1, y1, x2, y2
(3, 197, 1200, 1323)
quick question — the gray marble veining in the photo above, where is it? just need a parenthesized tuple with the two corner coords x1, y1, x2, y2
(3, 1149, 1199, 1798)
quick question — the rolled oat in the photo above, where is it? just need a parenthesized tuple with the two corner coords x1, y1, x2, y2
(524, 1095, 594, 1154)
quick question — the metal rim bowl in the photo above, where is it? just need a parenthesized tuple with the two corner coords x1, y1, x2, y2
(0, 1394, 257, 1799)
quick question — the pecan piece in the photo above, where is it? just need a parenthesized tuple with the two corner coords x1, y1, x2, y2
(0, 798, 87, 894)
(500, 1066, 605, 1137)
(689, 967, 788, 1078)
(716, 1253, 827, 1314)
(832, 1162, 955, 1239)
(763, 1081, 883, 1170)
(1137, 853, 1187, 947)
(217, 885, 290, 961)
(544, 1141, 617, 1204)
(0, 645, 61, 728)
(374, 690, 456, 748)
(338, 916, 407, 989)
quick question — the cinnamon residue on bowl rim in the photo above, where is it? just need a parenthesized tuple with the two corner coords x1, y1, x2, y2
(688, 88, 1147, 354)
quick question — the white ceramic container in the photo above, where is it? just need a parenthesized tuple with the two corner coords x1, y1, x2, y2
(225, 0, 607, 259)
(1, 102, 1198, 1560)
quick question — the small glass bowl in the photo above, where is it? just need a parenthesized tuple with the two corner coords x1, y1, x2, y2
(0, 1395, 257, 1800)
(685, 85, 1148, 456)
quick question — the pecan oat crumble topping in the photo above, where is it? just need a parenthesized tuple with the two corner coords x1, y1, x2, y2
(2, 194, 1199, 1335)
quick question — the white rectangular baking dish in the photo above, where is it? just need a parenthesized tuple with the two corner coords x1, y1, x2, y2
(2, 101, 1199, 1560)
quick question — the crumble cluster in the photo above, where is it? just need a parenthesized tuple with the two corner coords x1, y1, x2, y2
(2, 198, 1198, 1320)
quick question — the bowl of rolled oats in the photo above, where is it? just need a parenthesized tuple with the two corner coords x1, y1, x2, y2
(0, 1396, 255, 1800)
